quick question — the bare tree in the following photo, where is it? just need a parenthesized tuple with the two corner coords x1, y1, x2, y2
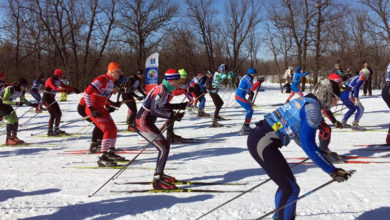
(224, 0, 263, 70)
(360, 0, 390, 45)
(186, 0, 218, 70)
(118, 0, 178, 69)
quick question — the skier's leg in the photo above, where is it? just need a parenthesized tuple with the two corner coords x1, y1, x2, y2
(285, 91, 296, 102)
(248, 121, 299, 220)
(381, 84, 390, 135)
(354, 103, 364, 122)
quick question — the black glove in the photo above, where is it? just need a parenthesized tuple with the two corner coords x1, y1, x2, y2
(333, 121, 343, 128)
(330, 168, 351, 182)
(107, 106, 116, 113)
(172, 112, 185, 121)
(259, 76, 265, 83)
(177, 102, 188, 110)
(89, 106, 101, 118)
(112, 101, 122, 108)
(16, 102, 24, 106)
(30, 103, 39, 108)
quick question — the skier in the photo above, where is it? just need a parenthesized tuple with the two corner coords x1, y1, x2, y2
(0, 78, 38, 145)
(43, 69, 79, 136)
(30, 74, 45, 113)
(186, 71, 212, 117)
(209, 64, 233, 127)
(83, 62, 125, 166)
(235, 67, 264, 135)
(282, 67, 293, 93)
(120, 69, 146, 131)
(135, 69, 187, 190)
(340, 68, 369, 130)
(247, 79, 350, 220)
(381, 63, 390, 144)
(285, 67, 310, 103)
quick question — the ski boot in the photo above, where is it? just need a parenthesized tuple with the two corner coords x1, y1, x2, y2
(5, 134, 18, 146)
(240, 123, 252, 135)
(97, 152, 117, 167)
(341, 120, 351, 128)
(211, 119, 224, 127)
(35, 106, 42, 113)
(153, 173, 177, 190)
(54, 129, 66, 136)
(197, 109, 210, 117)
(107, 148, 128, 162)
(47, 129, 56, 137)
(127, 124, 136, 132)
(11, 133, 25, 145)
(167, 133, 182, 143)
(351, 121, 365, 131)
(89, 141, 100, 153)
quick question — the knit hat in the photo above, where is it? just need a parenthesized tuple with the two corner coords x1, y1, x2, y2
(165, 69, 180, 80)
(311, 79, 340, 110)
(54, 69, 64, 77)
(107, 62, 121, 72)
(218, 64, 226, 73)
(328, 73, 343, 83)
(360, 68, 370, 79)
(136, 69, 143, 75)
(178, 69, 187, 79)
(247, 67, 257, 75)
(296, 67, 301, 72)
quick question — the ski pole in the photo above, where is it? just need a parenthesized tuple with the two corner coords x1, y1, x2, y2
(195, 157, 310, 220)
(20, 99, 59, 127)
(30, 115, 90, 136)
(256, 170, 355, 220)
(19, 106, 34, 118)
(88, 117, 175, 198)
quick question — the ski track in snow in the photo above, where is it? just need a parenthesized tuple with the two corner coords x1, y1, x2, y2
(0, 84, 389, 219)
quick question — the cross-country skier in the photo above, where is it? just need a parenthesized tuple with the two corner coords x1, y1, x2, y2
(382, 63, 390, 144)
(0, 78, 38, 145)
(43, 69, 79, 136)
(186, 71, 212, 117)
(340, 68, 369, 130)
(247, 79, 351, 220)
(120, 69, 146, 131)
(235, 67, 264, 135)
(135, 69, 187, 190)
(209, 64, 233, 127)
(285, 67, 310, 103)
(83, 62, 125, 166)
(30, 74, 45, 113)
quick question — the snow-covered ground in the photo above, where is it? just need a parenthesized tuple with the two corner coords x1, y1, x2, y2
(0, 83, 389, 220)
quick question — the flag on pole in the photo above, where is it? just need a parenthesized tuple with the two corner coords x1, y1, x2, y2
(145, 52, 159, 94)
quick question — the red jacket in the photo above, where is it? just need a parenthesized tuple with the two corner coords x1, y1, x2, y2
(83, 73, 115, 109)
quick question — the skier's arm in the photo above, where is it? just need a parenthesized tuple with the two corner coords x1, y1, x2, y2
(299, 103, 336, 174)
(2, 87, 16, 105)
(60, 82, 74, 92)
(83, 77, 105, 107)
(150, 89, 172, 119)
(353, 79, 364, 98)
(322, 109, 337, 124)
(45, 78, 65, 92)
(19, 93, 33, 106)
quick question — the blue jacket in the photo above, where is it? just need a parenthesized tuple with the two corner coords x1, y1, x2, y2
(264, 95, 335, 174)
(344, 75, 364, 98)
(291, 71, 309, 92)
(235, 74, 260, 99)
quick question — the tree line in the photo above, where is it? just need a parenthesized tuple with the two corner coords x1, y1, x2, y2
(0, 0, 389, 89)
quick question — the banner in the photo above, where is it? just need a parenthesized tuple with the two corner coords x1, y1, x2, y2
(145, 52, 159, 94)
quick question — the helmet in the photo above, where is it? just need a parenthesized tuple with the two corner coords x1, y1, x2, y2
(54, 69, 64, 77)
(247, 67, 257, 75)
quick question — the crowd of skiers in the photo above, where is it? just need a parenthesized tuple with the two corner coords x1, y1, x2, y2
(0, 60, 389, 219)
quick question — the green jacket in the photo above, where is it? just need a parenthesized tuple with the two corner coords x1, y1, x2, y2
(1, 86, 31, 106)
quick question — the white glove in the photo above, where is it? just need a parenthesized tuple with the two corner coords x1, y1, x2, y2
(354, 98, 360, 106)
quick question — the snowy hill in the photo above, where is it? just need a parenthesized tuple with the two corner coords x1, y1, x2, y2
(0, 83, 389, 220)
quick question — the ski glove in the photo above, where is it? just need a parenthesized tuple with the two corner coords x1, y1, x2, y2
(259, 76, 265, 83)
(172, 112, 185, 121)
(330, 168, 350, 182)
(89, 106, 101, 118)
(16, 102, 24, 106)
(354, 99, 360, 106)
(333, 121, 343, 128)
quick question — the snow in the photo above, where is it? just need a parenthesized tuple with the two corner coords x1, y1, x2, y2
(0, 83, 389, 220)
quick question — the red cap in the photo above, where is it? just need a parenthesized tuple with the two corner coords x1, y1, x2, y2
(107, 62, 121, 72)
(328, 73, 343, 83)
(54, 69, 64, 77)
